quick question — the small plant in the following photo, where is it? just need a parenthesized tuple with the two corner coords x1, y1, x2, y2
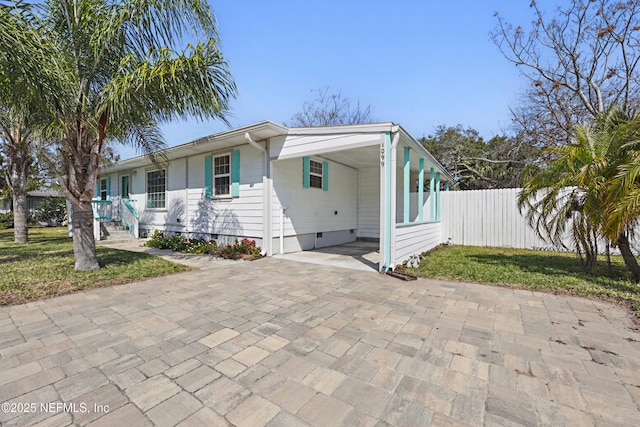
(144, 230, 173, 249)
(219, 238, 261, 259)
(181, 237, 218, 254)
(144, 230, 218, 254)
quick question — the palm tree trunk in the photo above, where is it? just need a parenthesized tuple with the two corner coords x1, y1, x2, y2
(4, 142, 31, 244)
(70, 201, 99, 270)
(617, 232, 640, 283)
(12, 190, 28, 243)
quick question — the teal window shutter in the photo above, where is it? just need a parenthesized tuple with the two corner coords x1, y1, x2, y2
(231, 150, 240, 197)
(322, 161, 329, 191)
(106, 176, 111, 200)
(303, 156, 310, 188)
(204, 155, 212, 198)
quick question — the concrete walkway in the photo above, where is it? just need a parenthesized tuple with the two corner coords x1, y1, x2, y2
(1, 254, 640, 426)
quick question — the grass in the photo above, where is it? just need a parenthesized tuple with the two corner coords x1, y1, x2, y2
(405, 245, 640, 312)
(0, 227, 191, 305)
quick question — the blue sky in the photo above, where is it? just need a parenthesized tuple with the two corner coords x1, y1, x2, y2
(118, 0, 564, 159)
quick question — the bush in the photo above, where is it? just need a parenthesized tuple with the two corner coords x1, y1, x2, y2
(144, 230, 173, 249)
(219, 238, 262, 259)
(144, 230, 218, 254)
(0, 211, 13, 229)
(32, 197, 66, 225)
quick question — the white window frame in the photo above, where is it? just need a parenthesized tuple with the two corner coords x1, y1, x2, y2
(99, 178, 108, 201)
(146, 169, 166, 209)
(309, 159, 323, 189)
(213, 153, 232, 198)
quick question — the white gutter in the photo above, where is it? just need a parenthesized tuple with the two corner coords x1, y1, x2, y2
(244, 132, 266, 154)
(246, 132, 272, 256)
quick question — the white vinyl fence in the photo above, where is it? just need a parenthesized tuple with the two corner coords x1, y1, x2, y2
(440, 188, 558, 250)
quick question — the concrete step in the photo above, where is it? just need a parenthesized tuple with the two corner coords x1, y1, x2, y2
(100, 221, 136, 241)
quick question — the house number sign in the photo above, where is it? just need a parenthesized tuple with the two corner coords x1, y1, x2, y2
(380, 144, 385, 167)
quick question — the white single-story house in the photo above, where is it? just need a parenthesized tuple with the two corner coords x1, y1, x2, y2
(95, 121, 453, 272)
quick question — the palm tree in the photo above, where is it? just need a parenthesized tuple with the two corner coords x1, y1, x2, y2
(1, 0, 236, 270)
(519, 108, 640, 280)
(0, 2, 50, 244)
(518, 126, 605, 272)
(600, 111, 640, 281)
(0, 108, 37, 244)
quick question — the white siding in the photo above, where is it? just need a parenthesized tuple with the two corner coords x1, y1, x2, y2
(271, 157, 358, 250)
(119, 144, 267, 240)
(394, 222, 441, 265)
(185, 145, 265, 238)
(357, 167, 379, 238)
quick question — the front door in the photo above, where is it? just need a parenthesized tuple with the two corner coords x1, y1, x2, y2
(121, 175, 130, 198)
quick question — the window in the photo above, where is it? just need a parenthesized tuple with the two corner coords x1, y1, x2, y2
(146, 170, 166, 208)
(309, 160, 323, 189)
(99, 178, 108, 201)
(214, 154, 231, 196)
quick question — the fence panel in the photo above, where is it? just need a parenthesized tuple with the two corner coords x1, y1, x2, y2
(441, 188, 551, 249)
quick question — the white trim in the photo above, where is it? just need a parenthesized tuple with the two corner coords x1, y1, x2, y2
(98, 177, 108, 201)
(309, 159, 323, 189)
(212, 152, 232, 197)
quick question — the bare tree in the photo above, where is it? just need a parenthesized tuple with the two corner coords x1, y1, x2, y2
(492, 0, 640, 147)
(288, 88, 373, 127)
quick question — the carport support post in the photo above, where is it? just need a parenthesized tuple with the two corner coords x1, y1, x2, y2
(403, 147, 410, 224)
(436, 172, 441, 221)
(429, 167, 435, 221)
(379, 129, 399, 272)
(418, 158, 424, 222)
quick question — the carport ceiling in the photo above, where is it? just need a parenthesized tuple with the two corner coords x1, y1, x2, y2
(318, 146, 380, 169)
(317, 145, 433, 171)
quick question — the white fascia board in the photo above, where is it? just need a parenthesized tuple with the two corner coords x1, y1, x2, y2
(102, 120, 289, 174)
(287, 122, 395, 135)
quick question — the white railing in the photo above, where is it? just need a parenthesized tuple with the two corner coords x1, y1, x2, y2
(92, 200, 113, 221)
(121, 198, 140, 238)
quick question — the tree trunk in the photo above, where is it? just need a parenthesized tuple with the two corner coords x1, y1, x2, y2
(617, 232, 640, 283)
(12, 190, 28, 243)
(70, 201, 100, 270)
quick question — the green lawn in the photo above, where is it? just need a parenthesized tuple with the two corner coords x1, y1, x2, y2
(405, 245, 640, 311)
(0, 227, 191, 305)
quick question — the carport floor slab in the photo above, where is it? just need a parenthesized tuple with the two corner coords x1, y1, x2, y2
(275, 243, 380, 272)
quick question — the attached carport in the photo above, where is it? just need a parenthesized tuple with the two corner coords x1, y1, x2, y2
(268, 123, 452, 272)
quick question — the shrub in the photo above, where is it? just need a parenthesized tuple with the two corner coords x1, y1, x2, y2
(219, 238, 261, 259)
(181, 238, 218, 254)
(0, 211, 13, 229)
(144, 230, 173, 249)
(32, 197, 67, 225)
(144, 231, 218, 254)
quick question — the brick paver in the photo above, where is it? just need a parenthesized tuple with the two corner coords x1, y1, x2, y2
(1, 256, 639, 426)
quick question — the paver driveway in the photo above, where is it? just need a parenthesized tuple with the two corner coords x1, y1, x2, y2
(1, 257, 639, 426)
